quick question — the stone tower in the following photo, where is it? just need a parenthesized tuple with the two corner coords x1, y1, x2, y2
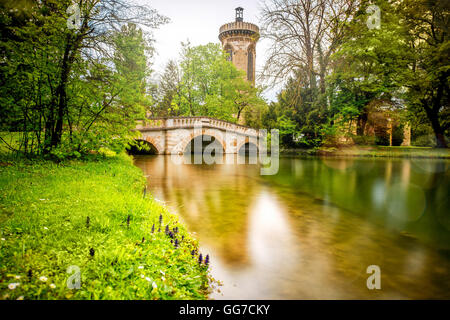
(219, 7, 260, 83)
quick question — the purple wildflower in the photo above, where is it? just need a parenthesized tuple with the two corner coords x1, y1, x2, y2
(198, 254, 203, 265)
(205, 254, 210, 266)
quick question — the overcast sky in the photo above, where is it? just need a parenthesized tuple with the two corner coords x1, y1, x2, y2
(138, 0, 278, 101)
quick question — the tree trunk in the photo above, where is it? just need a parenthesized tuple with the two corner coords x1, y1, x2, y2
(424, 105, 447, 148)
(356, 111, 368, 136)
(51, 35, 73, 149)
(423, 78, 448, 148)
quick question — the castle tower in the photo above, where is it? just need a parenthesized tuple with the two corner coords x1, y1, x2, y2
(219, 7, 260, 83)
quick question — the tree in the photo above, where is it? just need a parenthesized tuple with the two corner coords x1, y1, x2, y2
(0, 0, 168, 156)
(155, 60, 181, 116)
(260, 0, 359, 92)
(400, 0, 449, 147)
(259, 0, 360, 147)
(62, 22, 153, 155)
(328, 0, 410, 137)
(167, 42, 267, 125)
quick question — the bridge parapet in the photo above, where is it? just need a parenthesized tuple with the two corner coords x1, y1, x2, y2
(137, 117, 262, 137)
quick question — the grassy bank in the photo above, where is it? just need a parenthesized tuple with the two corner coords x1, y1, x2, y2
(282, 146, 450, 159)
(0, 153, 210, 300)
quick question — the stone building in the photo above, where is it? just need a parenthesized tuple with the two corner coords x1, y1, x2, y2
(219, 7, 260, 83)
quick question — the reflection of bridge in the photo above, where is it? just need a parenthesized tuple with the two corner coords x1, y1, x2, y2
(135, 117, 263, 155)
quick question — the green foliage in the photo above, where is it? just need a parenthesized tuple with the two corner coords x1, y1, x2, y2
(262, 72, 329, 148)
(154, 42, 267, 126)
(0, 1, 167, 158)
(327, 0, 410, 134)
(263, 0, 448, 149)
(0, 154, 210, 299)
(399, 0, 449, 147)
(155, 60, 181, 117)
(326, 0, 449, 147)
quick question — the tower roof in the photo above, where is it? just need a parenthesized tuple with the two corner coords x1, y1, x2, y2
(235, 7, 244, 22)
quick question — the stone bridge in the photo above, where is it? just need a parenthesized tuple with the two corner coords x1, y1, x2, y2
(135, 117, 264, 155)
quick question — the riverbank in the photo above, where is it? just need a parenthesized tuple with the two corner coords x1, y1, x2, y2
(0, 153, 210, 300)
(282, 146, 450, 159)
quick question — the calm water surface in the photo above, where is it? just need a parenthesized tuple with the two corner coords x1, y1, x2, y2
(134, 155, 450, 299)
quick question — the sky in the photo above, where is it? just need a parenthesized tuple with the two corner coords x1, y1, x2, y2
(137, 0, 279, 102)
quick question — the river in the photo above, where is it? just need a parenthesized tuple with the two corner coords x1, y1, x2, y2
(134, 155, 450, 299)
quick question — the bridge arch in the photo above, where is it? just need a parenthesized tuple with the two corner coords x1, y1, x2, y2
(179, 129, 226, 155)
(142, 136, 163, 154)
(128, 138, 161, 155)
(237, 137, 259, 155)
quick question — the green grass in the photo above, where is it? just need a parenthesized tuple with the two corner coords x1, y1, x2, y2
(318, 146, 450, 158)
(282, 146, 450, 159)
(0, 153, 210, 300)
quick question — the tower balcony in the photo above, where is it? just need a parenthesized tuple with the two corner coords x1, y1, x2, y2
(219, 21, 260, 41)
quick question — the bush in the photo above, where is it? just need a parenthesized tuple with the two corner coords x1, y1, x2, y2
(413, 134, 437, 147)
(352, 135, 376, 145)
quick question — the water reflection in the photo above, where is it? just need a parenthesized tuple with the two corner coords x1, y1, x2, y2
(134, 155, 450, 299)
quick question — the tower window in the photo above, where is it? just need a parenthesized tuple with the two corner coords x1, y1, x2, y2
(227, 50, 232, 61)
(247, 49, 253, 81)
(225, 45, 233, 62)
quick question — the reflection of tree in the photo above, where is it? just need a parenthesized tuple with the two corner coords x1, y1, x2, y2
(135, 156, 261, 266)
(270, 170, 450, 299)
(421, 161, 450, 242)
(265, 157, 450, 246)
